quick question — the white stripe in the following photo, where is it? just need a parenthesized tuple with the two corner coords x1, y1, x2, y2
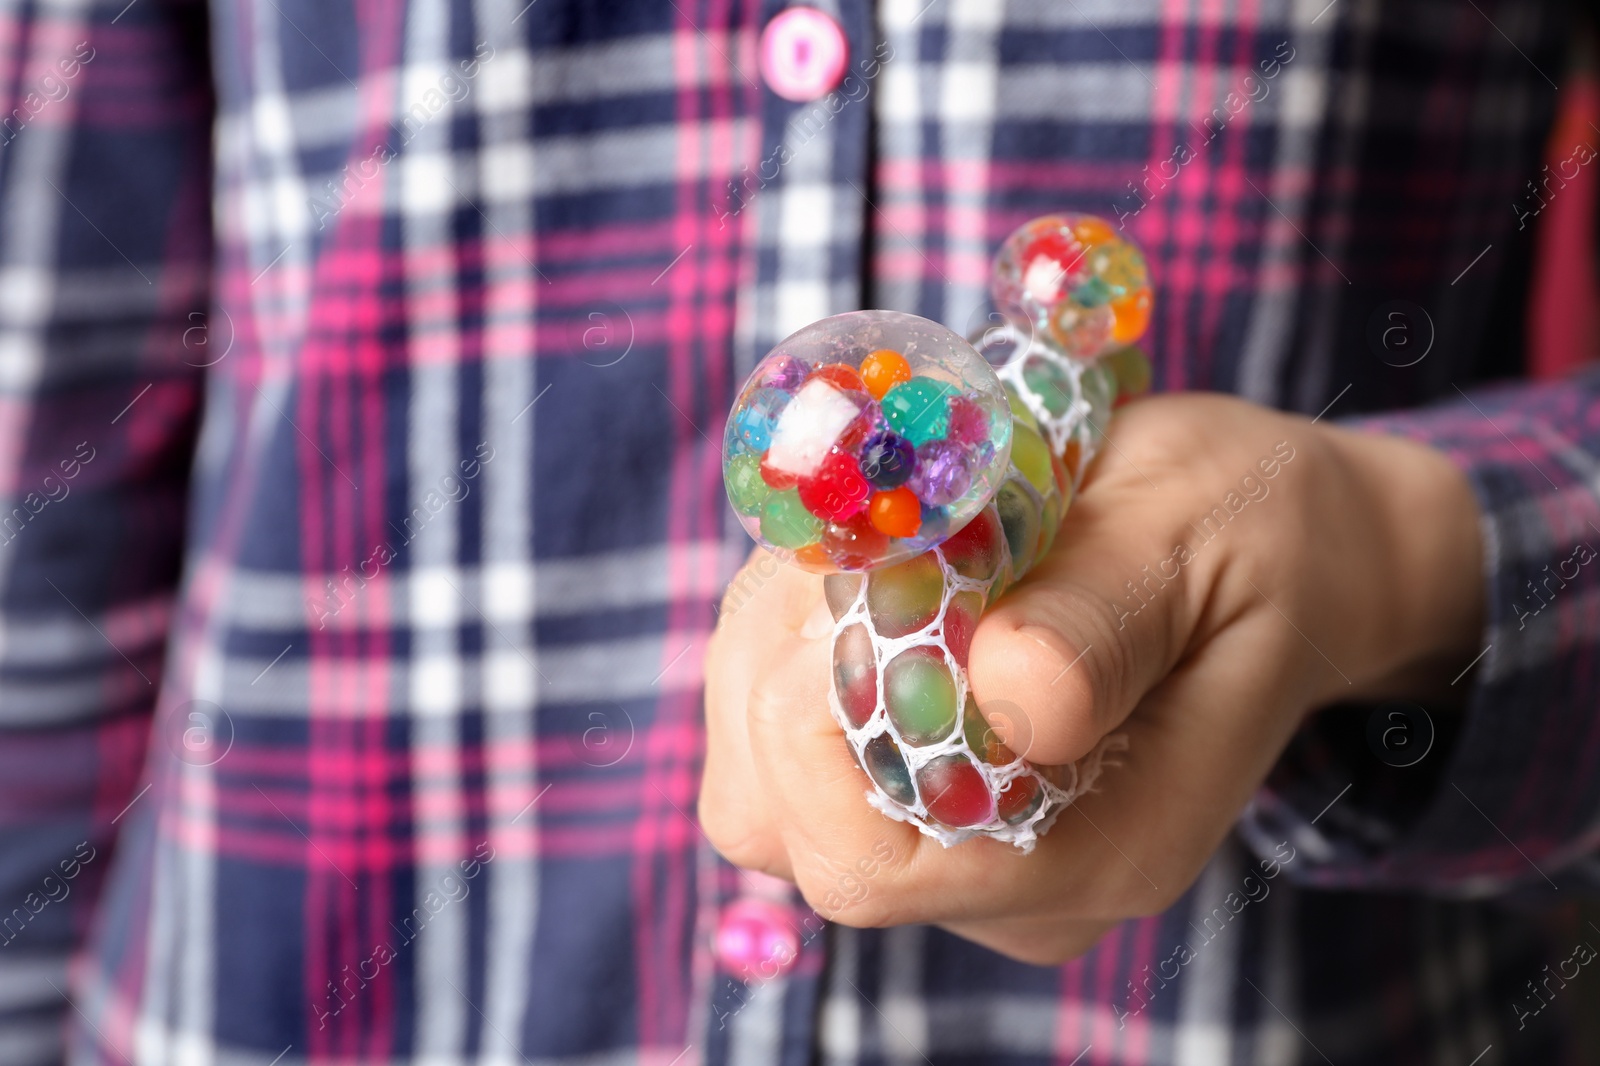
(403, 0, 470, 1057)
(474, 0, 540, 1057)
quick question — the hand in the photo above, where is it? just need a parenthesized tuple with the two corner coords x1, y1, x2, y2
(701, 392, 1483, 964)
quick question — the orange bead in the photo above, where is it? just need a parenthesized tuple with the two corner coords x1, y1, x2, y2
(1062, 438, 1083, 482)
(860, 349, 912, 400)
(810, 363, 866, 393)
(1110, 287, 1151, 343)
(792, 543, 835, 572)
(869, 487, 922, 538)
(1072, 217, 1116, 245)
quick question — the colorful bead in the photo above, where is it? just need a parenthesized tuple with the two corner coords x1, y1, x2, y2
(1049, 300, 1114, 359)
(1072, 217, 1116, 245)
(1081, 361, 1117, 426)
(1110, 288, 1151, 344)
(756, 354, 809, 392)
(946, 394, 990, 444)
(908, 440, 973, 506)
(859, 431, 915, 489)
(940, 506, 1005, 582)
(862, 733, 917, 806)
(1009, 422, 1054, 495)
(860, 349, 912, 399)
(731, 387, 790, 452)
(865, 552, 944, 637)
(916, 754, 994, 827)
(823, 513, 890, 571)
(961, 696, 1017, 765)
(823, 571, 863, 620)
(725, 453, 770, 516)
(941, 591, 983, 668)
(760, 489, 822, 549)
(883, 647, 957, 746)
(833, 623, 878, 728)
(811, 362, 867, 393)
(797, 450, 870, 522)
(918, 504, 950, 544)
(1018, 230, 1085, 305)
(995, 479, 1039, 576)
(868, 486, 922, 539)
(997, 774, 1045, 825)
(1020, 354, 1076, 417)
(881, 378, 955, 445)
(1072, 275, 1113, 309)
(1105, 344, 1152, 398)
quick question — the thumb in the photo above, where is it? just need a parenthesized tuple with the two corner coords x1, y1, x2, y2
(966, 482, 1204, 765)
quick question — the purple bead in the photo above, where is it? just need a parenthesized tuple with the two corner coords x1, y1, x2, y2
(756, 354, 808, 392)
(910, 440, 973, 506)
(859, 431, 915, 489)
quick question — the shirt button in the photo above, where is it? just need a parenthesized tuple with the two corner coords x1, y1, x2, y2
(759, 7, 848, 102)
(714, 897, 801, 982)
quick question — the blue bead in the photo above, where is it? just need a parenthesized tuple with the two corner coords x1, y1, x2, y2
(731, 387, 789, 452)
(859, 431, 915, 489)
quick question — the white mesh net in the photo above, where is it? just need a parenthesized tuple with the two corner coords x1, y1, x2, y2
(824, 326, 1130, 851)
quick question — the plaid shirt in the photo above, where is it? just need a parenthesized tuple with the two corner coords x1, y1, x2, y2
(0, 0, 1595, 1063)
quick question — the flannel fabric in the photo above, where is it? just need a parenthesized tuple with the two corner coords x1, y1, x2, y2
(0, 0, 1592, 1064)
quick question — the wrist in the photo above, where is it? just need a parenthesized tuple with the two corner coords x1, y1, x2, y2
(1326, 422, 1486, 705)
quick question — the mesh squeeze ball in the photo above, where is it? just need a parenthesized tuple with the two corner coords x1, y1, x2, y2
(723, 214, 1153, 851)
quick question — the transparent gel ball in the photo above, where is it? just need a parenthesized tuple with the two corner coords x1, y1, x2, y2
(991, 214, 1152, 360)
(724, 310, 1013, 573)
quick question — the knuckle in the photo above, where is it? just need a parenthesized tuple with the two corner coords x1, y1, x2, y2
(698, 793, 770, 871)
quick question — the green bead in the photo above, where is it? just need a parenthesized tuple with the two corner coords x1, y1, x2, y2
(962, 695, 1016, 765)
(760, 490, 822, 549)
(995, 479, 1040, 578)
(884, 649, 958, 746)
(866, 553, 946, 639)
(1020, 354, 1077, 417)
(1003, 383, 1038, 432)
(882, 378, 955, 445)
(1071, 275, 1113, 308)
(1010, 421, 1053, 496)
(1105, 345, 1152, 398)
(725, 453, 770, 516)
(1081, 362, 1116, 425)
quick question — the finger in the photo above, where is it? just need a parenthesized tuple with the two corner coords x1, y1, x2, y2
(967, 469, 1205, 765)
(893, 607, 1307, 930)
(741, 601, 924, 923)
(700, 552, 826, 878)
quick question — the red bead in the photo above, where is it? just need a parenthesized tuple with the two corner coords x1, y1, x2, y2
(997, 775, 1045, 825)
(810, 363, 866, 392)
(916, 754, 994, 828)
(824, 513, 890, 571)
(833, 623, 878, 728)
(940, 508, 1005, 582)
(798, 450, 870, 521)
(1020, 230, 1086, 303)
(940, 591, 982, 668)
(946, 395, 989, 444)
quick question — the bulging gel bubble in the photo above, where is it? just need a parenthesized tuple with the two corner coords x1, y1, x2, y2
(723, 310, 1013, 573)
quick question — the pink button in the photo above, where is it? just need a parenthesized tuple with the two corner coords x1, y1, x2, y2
(713, 898, 801, 982)
(759, 8, 849, 102)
